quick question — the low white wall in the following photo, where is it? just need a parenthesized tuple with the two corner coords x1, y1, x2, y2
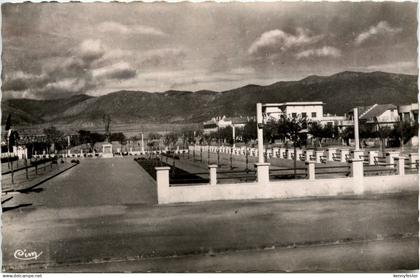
(157, 175, 418, 204)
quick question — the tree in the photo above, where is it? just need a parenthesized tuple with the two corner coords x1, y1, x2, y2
(242, 119, 257, 143)
(390, 121, 419, 146)
(44, 126, 65, 152)
(148, 132, 162, 140)
(340, 127, 354, 146)
(218, 126, 233, 145)
(308, 122, 324, 148)
(163, 132, 179, 148)
(277, 116, 308, 177)
(77, 130, 106, 150)
(264, 119, 280, 144)
(7, 130, 20, 152)
(110, 132, 126, 144)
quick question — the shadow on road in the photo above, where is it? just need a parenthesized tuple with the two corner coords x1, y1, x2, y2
(18, 187, 44, 194)
(2, 203, 33, 212)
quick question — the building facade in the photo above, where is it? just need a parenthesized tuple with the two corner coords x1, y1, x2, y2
(264, 102, 324, 122)
(398, 103, 418, 124)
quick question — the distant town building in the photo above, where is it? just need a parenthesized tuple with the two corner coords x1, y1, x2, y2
(347, 104, 400, 129)
(398, 103, 418, 124)
(262, 101, 345, 127)
(203, 116, 250, 134)
(264, 102, 324, 121)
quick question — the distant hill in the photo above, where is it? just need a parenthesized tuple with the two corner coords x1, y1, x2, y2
(2, 71, 418, 129)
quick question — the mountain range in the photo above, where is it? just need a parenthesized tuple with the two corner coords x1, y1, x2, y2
(2, 71, 418, 129)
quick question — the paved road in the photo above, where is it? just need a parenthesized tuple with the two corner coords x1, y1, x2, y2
(26, 238, 419, 272)
(2, 157, 418, 272)
(3, 157, 156, 208)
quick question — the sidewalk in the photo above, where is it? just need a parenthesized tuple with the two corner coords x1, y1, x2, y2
(1, 161, 78, 193)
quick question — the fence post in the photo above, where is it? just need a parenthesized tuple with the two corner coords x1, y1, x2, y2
(200, 146, 203, 162)
(395, 157, 405, 176)
(230, 146, 233, 169)
(409, 153, 418, 169)
(368, 151, 378, 166)
(35, 157, 38, 175)
(326, 148, 336, 162)
(155, 166, 171, 204)
(255, 163, 270, 184)
(208, 147, 211, 164)
(10, 158, 14, 184)
(340, 149, 350, 163)
(25, 158, 29, 179)
(386, 151, 399, 168)
(306, 161, 316, 180)
(351, 149, 364, 160)
(245, 149, 249, 171)
(208, 164, 218, 185)
(315, 150, 323, 163)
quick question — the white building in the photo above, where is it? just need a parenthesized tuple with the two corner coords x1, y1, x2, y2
(398, 103, 418, 124)
(346, 104, 400, 129)
(203, 116, 249, 134)
(264, 102, 324, 122)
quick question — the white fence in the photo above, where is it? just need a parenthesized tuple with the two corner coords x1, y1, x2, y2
(155, 151, 418, 204)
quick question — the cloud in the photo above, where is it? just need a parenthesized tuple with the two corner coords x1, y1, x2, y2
(248, 28, 323, 56)
(2, 71, 48, 92)
(98, 21, 166, 36)
(295, 46, 341, 59)
(140, 48, 186, 69)
(3, 39, 137, 99)
(92, 62, 137, 80)
(79, 39, 106, 63)
(355, 21, 402, 46)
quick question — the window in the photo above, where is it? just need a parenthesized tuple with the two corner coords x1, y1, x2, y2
(302, 112, 307, 118)
(311, 112, 317, 118)
(292, 113, 297, 118)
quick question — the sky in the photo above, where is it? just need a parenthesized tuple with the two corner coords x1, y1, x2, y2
(1, 2, 418, 99)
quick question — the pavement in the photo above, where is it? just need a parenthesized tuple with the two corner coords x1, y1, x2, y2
(1, 161, 77, 194)
(1, 157, 418, 272)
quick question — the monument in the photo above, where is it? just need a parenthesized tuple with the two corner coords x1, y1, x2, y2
(102, 114, 113, 158)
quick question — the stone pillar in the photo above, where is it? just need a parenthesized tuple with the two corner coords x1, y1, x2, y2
(351, 150, 364, 160)
(208, 164, 218, 185)
(368, 151, 379, 166)
(340, 149, 350, 163)
(395, 157, 405, 176)
(306, 161, 316, 180)
(409, 153, 418, 169)
(156, 166, 171, 204)
(279, 147, 286, 158)
(315, 151, 324, 163)
(296, 149, 303, 161)
(286, 149, 293, 160)
(255, 163, 270, 184)
(305, 150, 314, 162)
(386, 151, 400, 168)
(350, 158, 364, 194)
(272, 147, 279, 158)
(325, 148, 336, 161)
